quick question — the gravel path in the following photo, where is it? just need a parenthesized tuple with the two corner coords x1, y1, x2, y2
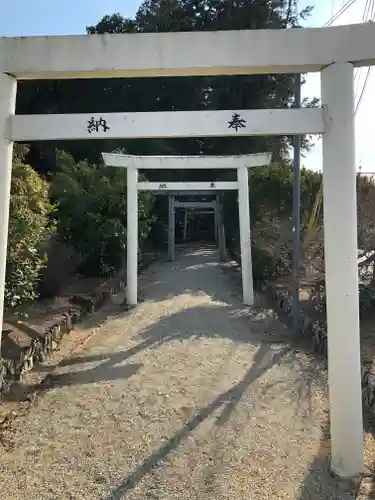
(0, 246, 357, 499)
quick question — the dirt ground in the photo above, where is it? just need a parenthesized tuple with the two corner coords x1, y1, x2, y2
(0, 246, 374, 499)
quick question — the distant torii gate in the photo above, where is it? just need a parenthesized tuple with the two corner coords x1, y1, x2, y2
(154, 192, 225, 260)
(173, 194, 225, 259)
(102, 153, 272, 307)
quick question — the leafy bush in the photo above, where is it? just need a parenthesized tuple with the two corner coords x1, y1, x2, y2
(223, 162, 322, 285)
(5, 160, 53, 309)
(251, 246, 286, 286)
(359, 284, 375, 316)
(249, 162, 322, 224)
(51, 152, 155, 276)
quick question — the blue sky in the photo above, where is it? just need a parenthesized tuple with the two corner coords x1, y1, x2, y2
(299, 0, 375, 172)
(1, 0, 373, 172)
(1, 1, 140, 36)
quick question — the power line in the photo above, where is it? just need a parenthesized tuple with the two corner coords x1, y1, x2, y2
(355, 66, 372, 114)
(354, 0, 373, 97)
(323, 0, 373, 114)
(354, 0, 375, 113)
(323, 0, 360, 87)
(324, 0, 357, 26)
(361, 0, 372, 21)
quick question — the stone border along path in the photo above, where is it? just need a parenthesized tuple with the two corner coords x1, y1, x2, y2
(0, 246, 359, 499)
(0, 251, 158, 395)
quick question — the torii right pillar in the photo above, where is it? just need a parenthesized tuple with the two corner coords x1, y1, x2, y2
(321, 62, 364, 477)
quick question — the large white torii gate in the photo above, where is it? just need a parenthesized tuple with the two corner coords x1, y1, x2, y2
(0, 23, 374, 477)
(102, 153, 272, 307)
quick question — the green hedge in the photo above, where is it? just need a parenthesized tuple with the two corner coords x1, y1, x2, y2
(224, 163, 322, 285)
(5, 162, 52, 309)
(51, 152, 155, 276)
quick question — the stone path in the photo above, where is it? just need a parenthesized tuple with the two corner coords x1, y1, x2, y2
(0, 246, 357, 499)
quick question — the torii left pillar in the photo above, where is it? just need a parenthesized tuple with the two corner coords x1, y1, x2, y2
(216, 195, 226, 261)
(127, 168, 138, 305)
(0, 74, 17, 353)
(168, 195, 175, 261)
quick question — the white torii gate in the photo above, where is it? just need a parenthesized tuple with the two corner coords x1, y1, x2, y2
(173, 196, 225, 259)
(0, 23, 374, 477)
(102, 153, 272, 307)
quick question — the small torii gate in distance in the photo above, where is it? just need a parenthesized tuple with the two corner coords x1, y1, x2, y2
(102, 153, 272, 307)
(0, 23, 374, 477)
(174, 193, 225, 258)
(161, 191, 226, 261)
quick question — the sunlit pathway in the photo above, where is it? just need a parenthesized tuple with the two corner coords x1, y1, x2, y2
(0, 246, 355, 499)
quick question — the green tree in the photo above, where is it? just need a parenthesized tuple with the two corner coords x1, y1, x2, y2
(50, 152, 155, 276)
(223, 161, 322, 284)
(85, 0, 315, 161)
(16, 0, 315, 175)
(6, 147, 53, 309)
(14, 0, 317, 269)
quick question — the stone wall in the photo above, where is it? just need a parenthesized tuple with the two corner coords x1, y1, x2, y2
(264, 284, 375, 420)
(229, 246, 375, 420)
(0, 251, 159, 396)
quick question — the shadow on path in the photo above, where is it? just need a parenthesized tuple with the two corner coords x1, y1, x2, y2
(4, 245, 335, 499)
(296, 423, 362, 500)
(99, 342, 291, 500)
(86, 297, 320, 500)
(138, 246, 243, 305)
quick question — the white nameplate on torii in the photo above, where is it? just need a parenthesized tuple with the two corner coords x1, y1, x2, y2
(9, 108, 325, 141)
(137, 181, 238, 191)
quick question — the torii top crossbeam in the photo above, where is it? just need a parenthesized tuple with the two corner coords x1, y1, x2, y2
(101, 153, 272, 169)
(0, 23, 374, 79)
(102, 153, 272, 193)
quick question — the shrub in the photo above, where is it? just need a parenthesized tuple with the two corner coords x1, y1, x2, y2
(251, 246, 286, 286)
(5, 161, 53, 309)
(223, 162, 322, 285)
(51, 152, 155, 276)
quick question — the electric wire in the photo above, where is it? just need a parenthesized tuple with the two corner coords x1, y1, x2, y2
(324, 0, 357, 26)
(354, 0, 374, 113)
